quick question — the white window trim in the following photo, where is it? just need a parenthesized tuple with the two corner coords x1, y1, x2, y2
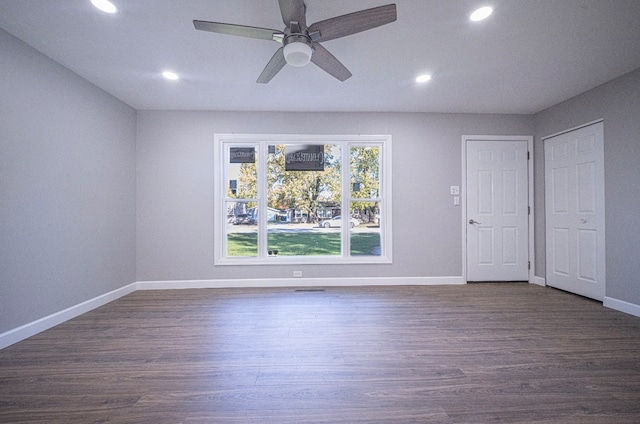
(214, 134, 393, 265)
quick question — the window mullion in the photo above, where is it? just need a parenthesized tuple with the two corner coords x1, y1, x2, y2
(342, 141, 351, 257)
(256, 142, 268, 259)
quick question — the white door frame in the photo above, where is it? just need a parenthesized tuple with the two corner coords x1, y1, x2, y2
(461, 135, 535, 283)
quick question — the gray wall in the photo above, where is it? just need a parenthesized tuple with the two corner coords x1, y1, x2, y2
(534, 67, 640, 305)
(136, 111, 533, 282)
(0, 30, 137, 333)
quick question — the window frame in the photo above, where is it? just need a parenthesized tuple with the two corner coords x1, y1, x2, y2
(214, 134, 392, 265)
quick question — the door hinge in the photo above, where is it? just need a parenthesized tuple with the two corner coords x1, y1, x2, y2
(527, 151, 530, 160)
(528, 261, 531, 270)
(528, 206, 531, 215)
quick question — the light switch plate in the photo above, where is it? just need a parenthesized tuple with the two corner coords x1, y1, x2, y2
(450, 185, 460, 195)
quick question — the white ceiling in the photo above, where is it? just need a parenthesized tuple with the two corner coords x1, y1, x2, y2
(1, 0, 640, 114)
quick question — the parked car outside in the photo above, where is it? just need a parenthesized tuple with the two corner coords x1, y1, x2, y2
(319, 216, 360, 228)
(231, 214, 252, 225)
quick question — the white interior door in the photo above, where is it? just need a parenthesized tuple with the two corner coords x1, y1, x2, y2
(544, 122, 605, 301)
(466, 139, 529, 281)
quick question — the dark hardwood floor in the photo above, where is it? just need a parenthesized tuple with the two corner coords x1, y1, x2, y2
(1, 283, 640, 423)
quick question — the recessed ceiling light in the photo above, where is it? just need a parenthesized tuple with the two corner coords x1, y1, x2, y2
(416, 74, 432, 83)
(162, 71, 180, 81)
(470, 6, 494, 22)
(91, 0, 117, 14)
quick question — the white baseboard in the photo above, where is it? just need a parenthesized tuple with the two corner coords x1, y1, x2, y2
(136, 276, 466, 290)
(530, 276, 546, 287)
(604, 296, 640, 318)
(0, 283, 137, 350)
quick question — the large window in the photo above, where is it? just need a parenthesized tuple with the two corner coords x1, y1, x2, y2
(214, 134, 392, 265)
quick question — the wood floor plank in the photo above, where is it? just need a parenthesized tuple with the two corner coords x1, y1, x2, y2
(1, 284, 640, 423)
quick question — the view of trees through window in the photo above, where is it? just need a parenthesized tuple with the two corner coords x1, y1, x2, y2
(218, 136, 390, 263)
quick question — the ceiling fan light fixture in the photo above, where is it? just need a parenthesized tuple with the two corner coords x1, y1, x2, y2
(283, 41, 312, 67)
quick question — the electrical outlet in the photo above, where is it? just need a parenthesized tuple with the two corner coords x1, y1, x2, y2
(293, 271, 303, 278)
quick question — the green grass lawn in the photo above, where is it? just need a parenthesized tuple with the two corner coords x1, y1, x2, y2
(227, 231, 381, 257)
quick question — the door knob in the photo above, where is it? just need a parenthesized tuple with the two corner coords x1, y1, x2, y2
(469, 219, 481, 225)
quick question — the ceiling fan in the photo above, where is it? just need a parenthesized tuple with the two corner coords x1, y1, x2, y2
(193, 0, 397, 83)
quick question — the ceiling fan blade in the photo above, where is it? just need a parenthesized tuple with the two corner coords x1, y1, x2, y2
(278, 0, 306, 29)
(257, 47, 287, 83)
(311, 43, 352, 82)
(308, 4, 397, 43)
(194, 20, 283, 42)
